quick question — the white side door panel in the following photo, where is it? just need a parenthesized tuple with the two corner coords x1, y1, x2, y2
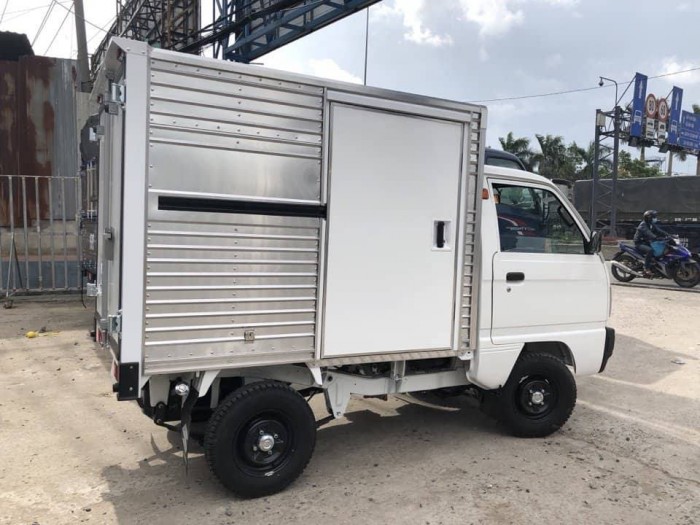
(322, 104, 463, 357)
(491, 251, 608, 343)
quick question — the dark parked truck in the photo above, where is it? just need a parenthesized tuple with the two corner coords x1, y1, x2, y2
(574, 176, 700, 252)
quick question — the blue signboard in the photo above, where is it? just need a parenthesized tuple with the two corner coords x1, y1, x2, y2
(629, 73, 647, 138)
(679, 110, 700, 150)
(667, 86, 683, 145)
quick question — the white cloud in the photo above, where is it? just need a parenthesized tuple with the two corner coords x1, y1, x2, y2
(456, 0, 524, 37)
(374, 0, 453, 47)
(540, 0, 579, 6)
(545, 53, 563, 68)
(260, 54, 362, 84)
(377, 0, 580, 43)
(307, 59, 363, 84)
(479, 45, 489, 62)
(659, 57, 700, 85)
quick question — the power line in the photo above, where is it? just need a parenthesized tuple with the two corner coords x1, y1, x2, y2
(0, 0, 10, 25)
(44, 2, 72, 55)
(5, 4, 53, 23)
(468, 66, 700, 104)
(53, 0, 111, 33)
(32, 0, 57, 47)
(87, 16, 116, 45)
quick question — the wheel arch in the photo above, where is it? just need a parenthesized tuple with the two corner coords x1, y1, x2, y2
(521, 341, 576, 372)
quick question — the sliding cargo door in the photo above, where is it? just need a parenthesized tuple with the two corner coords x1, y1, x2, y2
(322, 104, 463, 357)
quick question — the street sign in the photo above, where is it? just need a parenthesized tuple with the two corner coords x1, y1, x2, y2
(645, 119, 656, 140)
(679, 110, 700, 150)
(678, 132, 700, 151)
(681, 110, 700, 132)
(629, 73, 647, 138)
(657, 98, 669, 122)
(668, 86, 683, 145)
(645, 94, 657, 118)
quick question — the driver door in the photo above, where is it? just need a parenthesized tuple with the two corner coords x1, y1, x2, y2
(490, 181, 608, 344)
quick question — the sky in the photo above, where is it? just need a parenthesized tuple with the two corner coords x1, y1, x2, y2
(2, 0, 700, 174)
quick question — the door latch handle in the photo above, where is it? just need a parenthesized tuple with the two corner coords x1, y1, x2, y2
(506, 272, 525, 282)
(436, 221, 446, 249)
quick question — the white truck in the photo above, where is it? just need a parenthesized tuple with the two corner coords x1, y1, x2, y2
(91, 38, 614, 498)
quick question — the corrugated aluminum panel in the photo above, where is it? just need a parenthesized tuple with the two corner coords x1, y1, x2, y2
(144, 51, 324, 372)
(147, 54, 323, 202)
(143, 213, 319, 371)
(459, 115, 486, 350)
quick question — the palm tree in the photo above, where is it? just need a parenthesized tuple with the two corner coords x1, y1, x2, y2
(667, 149, 686, 176)
(577, 142, 612, 179)
(534, 134, 568, 178)
(498, 132, 536, 170)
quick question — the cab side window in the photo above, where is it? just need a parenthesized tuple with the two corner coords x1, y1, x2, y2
(493, 184, 586, 254)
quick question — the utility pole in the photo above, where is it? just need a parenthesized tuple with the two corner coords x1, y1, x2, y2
(610, 105, 621, 237)
(73, 0, 91, 92)
(590, 111, 601, 232)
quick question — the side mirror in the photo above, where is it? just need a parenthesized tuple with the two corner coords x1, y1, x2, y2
(586, 230, 603, 255)
(557, 205, 575, 228)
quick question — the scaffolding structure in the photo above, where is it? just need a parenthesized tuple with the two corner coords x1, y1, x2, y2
(91, 0, 380, 74)
(91, 0, 200, 76)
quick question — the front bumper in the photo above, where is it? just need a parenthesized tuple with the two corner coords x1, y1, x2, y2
(599, 327, 615, 373)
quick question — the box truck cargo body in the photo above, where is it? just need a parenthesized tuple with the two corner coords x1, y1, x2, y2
(91, 39, 613, 497)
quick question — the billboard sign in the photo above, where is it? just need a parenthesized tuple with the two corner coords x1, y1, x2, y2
(629, 73, 647, 138)
(668, 86, 683, 145)
(679, 110, 700, 150)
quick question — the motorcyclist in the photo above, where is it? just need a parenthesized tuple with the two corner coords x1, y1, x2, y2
(633, 210, 668, 277)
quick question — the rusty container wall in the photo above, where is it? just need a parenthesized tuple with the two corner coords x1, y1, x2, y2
(0, 61, 19, 226)
(0, 56, 79, 226)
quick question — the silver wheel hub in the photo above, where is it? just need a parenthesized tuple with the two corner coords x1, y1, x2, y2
(530, 390, 545, 405)
(257, 434, 275, 452)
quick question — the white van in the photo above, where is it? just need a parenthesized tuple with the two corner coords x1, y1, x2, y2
(91, 38, 613, 498)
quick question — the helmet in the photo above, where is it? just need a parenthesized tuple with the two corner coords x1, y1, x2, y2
(643, 210, 657, 223)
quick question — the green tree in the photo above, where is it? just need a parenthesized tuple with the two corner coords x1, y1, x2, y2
(575, 142, 612, 180)
(534, 134, 578, 180)
(666, 149, 687, 177)
(498, 132, 536, 170)
(619, 150, 663, 178)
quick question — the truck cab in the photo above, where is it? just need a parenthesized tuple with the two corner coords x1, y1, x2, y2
(469, 165, 613, 392)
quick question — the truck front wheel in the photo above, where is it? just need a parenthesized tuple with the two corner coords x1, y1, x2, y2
(496, 353, 577, 438)
(204, 381, 316, 498)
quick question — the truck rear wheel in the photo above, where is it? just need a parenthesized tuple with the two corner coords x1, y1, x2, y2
(204, 381, 316, 498)
(496, 353, 576, 438)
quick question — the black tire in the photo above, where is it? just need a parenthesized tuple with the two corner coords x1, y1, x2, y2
(204, 381, 316, 498)
(611, 252, 638, 282)
(672, 261, 700, 288)
(495, 353, 577, 438)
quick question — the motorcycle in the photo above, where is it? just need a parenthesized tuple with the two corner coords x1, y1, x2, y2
(610, 237, 700, 288)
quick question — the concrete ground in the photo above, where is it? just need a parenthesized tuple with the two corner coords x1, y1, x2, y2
(0, 286, 698, 525)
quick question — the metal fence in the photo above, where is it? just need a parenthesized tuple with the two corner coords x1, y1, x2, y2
(1, 175, 82, 298)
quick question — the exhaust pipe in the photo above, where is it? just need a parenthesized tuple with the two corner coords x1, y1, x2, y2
(611, 260, 644, 277)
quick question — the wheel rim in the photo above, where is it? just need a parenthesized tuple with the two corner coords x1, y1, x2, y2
(612, 254, 640, 281)
(515, 376, 558, 419)
(235, 413, 292, 476)
(677, 264, 698, 281)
